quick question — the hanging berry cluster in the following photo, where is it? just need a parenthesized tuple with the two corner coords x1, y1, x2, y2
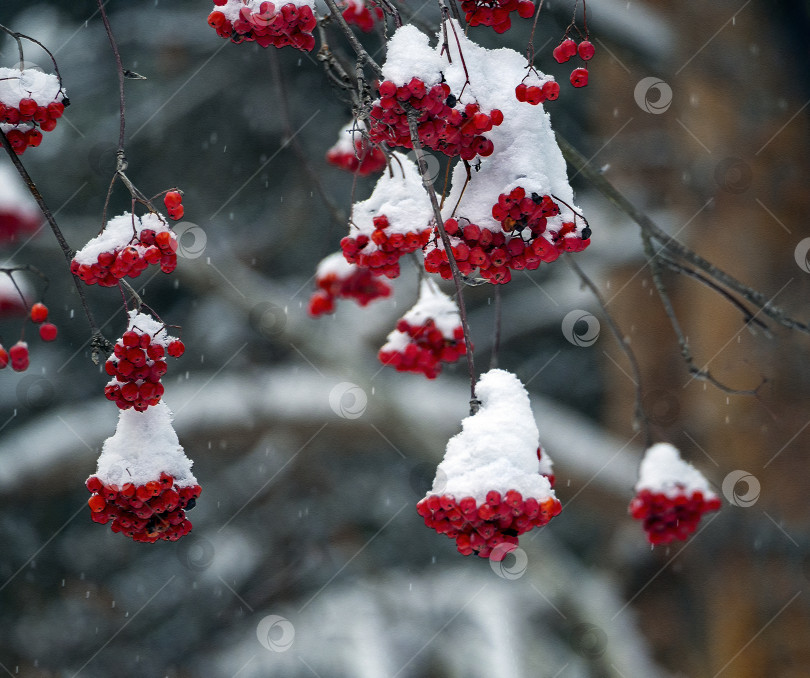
(308, 252, 392, 316)
(70, 212, 178, 287)
(86, 403, 200, 543)
(461, 0, 535, 33)
(326, 123, 387, 176)
(0, 281, 58, 372)
(629, 443, 722, 545)
(418, 370, 562, 558)
(378, 279, 467, 378)
(340, 0, 383, 33)
(103, 311, 184, 412)
(208, 0, 317, 51)
(0, 67, 68, 155)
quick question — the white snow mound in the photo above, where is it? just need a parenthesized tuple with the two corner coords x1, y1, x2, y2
(634, 443, 716, 498)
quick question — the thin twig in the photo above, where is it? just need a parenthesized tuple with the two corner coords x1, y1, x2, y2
(556, 133, 810, 336)
(96, 0, 126, 153)
(407, 112, 479, 412)
(566, 255, 651, 445)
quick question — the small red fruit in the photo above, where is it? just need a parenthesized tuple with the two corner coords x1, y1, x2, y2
(570, 68, 589, 88)
(30, 302, 48, 323)
(167, 340, 185, 357)
(0, 346, 8, 368)
(578, 40, 595, 60)
(39, 323, 58, 342)
(553, 38, 577, 63)
(164, 191, 183, 209)
(9, 341, 29, 372)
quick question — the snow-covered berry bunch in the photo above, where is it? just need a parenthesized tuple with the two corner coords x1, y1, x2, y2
(341, 0, 383, 32)
(71, 212, 178, 287)
(309, 252, 392, 316)
(378, 279, 466, 378)
(417, 370, 561, 558)
(0, 67, 67, 155)
(340, 152, 433, 278)
(86, 403, 200, 543)
(325, 122, 387, 176)
(461, 0, 535, 33)
(104, 311, 184, 412)
(629, 443, 721, 545)
(208, 0, 317, 51)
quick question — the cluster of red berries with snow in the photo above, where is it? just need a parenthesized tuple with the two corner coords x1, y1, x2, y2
(86, 403, 200, 543)
(340, 152, 434, 278)
(552, 38, 594, 88)
(326, 123, 387, 176)
(515, 73, 560, 105)
(0, 302, 58, 372)
(0, 67, 67, 155)
(87, 472, 200, 543)
(71, 212, 178, 287)
(208, 0, 317, 51)
(309, 252, 392, 316)
(369, 79, 502, 161)
(629, 443, 721, 545)
(418, 370, 561, 557)
(104, 311, 184, 412)
(163, 191, 184, 221)
(461, 0, 535, 33)
(341, 0, 383, 32)
(379, 280, 466, 378)
(426, 190, 590, 284)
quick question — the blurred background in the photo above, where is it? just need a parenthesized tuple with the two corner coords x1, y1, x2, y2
(1, 0, 809, 676)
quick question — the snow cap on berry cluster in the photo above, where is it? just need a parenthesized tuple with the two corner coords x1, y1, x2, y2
(634, 443, 717, 499)
(93, 401, 196, 488)
(0, 67, 66, 108)
(429, 369, 556, 503)
(73, 212, 173, 265)
(213, 0, 314, 22)
(351, 152, 432, 237)
(381, 24, 445, 86)
(381, 278, 460, 352)
(316, 250, 356, 279)
(435, 21, 580, 232)
(122, 309, 178, 349)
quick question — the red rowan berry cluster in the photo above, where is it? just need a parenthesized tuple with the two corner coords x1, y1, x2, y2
(341, 0, 383, 32)
(630, 487, 721, 545)
(341, 215, 432, 278)
(369, 78, 503, 160)
(515, 74, 560, 105)
(0, 67, 67, 155)
(0, 301, 58, 372)
(552, 38, 594, 88)
(325, 126, 387, 176)
(71, 212, 178, 287)
(208, 0, 317, 51)
(163, 191, 184, 221)
(417, 489, 561, 558)
(461, 0, 535, 33)
(104, 312, 184, 412)
(630, 443, 721, 545)
(86, 472, 200, 543)
(308, 252, 392, 316)
(425, 189, 590, 283)
(378, 279, 466, 378)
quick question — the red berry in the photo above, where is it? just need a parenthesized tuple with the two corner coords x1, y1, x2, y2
(577, 40, 595, 60)
(18, 98, 37, 117)
(39, 323, 58, 342)
(164, 191, 183, 209)
(167, 340, 185, 357)
(0, 346, 8, 368)
(9, 341, 29, 372)
(30, 302, 48, 323)
(570, 68, 589, 88)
